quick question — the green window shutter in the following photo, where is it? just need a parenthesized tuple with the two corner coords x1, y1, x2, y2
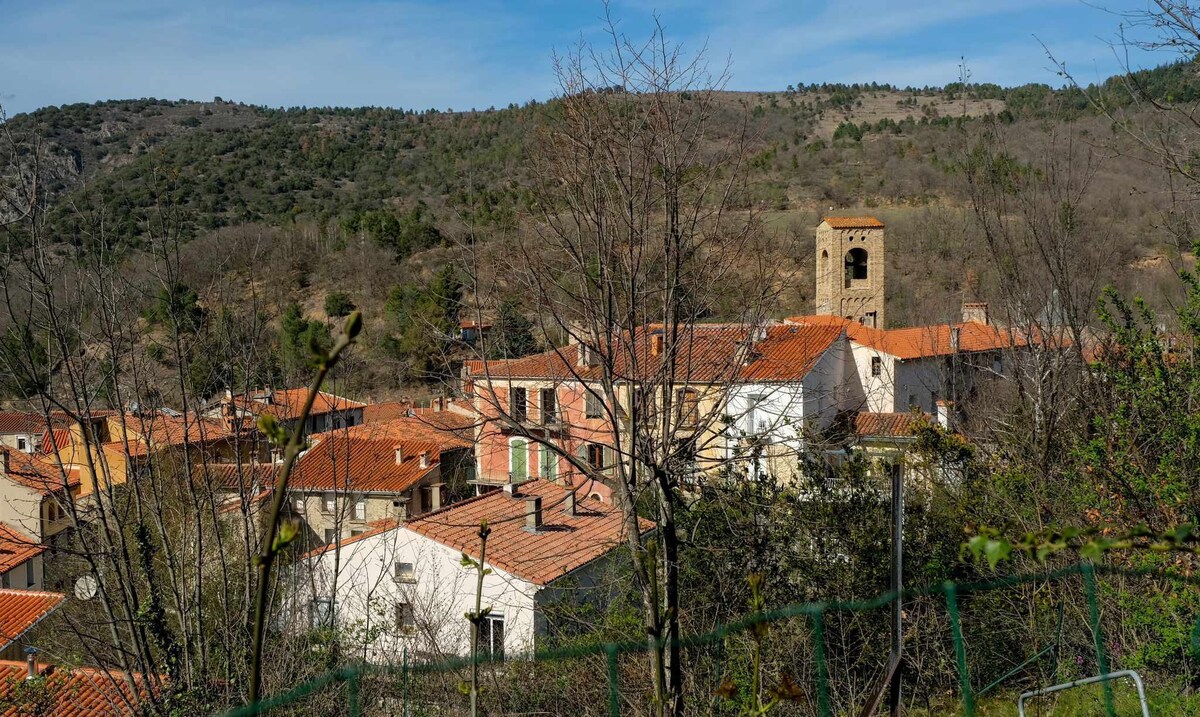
(541, 446, 557, 480)
(510, 440, 527, 480)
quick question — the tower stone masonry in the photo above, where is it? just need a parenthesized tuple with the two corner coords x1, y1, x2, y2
(814, 216, 885, 328)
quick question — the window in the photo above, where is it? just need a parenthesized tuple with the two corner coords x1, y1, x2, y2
(586, 443, 605, 470)
(396, 602, 415, 633)
(394, 561, 416, 583)
(0, 572, 7, 589)
(510, 387, 528, 423)
(907, 394, 917, 410)
(585, 392, 604, 419)
(354, 498, 366, 521)
(293, 496, 306, 514)
(930, 391, 939, 410)
(510, 439, 528, 480)
(864, 311, 877, 328)
(420, 487, 433, 514)
(309, 597, 335, 629)
(744, 394, 767, 435)
(540, 388, 557, 424)
(25, 560, 33, 588)
(16, 438, 26, 452)
(324, 528, 336, 544)
(870, 356, 882, 377)
(844, 248, 869, 286)
(540, 445, 557, 481)
(322, 493, 336, 514)
(675, 388, 699, 427)
(350, 529, 364, 537)
(479, 613, 505, 657)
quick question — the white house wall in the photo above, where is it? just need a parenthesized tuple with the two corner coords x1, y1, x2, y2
(893, 359, 947, 413)
(849, 342, 896, 413)
(302, 527, 539, 662)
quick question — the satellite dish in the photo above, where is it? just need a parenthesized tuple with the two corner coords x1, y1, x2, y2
(74, 575, 98, 601)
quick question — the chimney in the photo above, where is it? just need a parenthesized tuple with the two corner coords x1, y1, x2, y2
(564, 491, 577, 517)
(419, 451, 429, 469)
(650, 333, 664, 357)
(394, 446, 404, 464)
(525, 496, 543, 532)
(504, 481, 519, 497)
(949, 326, 961, 352)
(934, 400, 954, 430)
(24, 647, 38, 680)
(961, 302, 989, 326)
(577, 344, 600, 367)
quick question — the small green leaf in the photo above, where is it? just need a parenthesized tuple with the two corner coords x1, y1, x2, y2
(983, 539, 1012, 568)
(344, 311, 363, 340)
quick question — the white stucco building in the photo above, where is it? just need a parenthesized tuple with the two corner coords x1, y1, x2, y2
(294, 479, 650, 662)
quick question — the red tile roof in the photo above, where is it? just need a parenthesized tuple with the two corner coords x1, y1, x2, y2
(822, 216, 885, 229)
(0, 589, 64, 651)
(0, 523, 45, 575)
(0, 413, 46, 435)
(787, 315, 1025, 360)
(228, 389, 365, 422)
(39, 428, 71, 456)
(0, 449, 78, 495)
(101, 413, 234, 457)
(193, 462, 279, 491)
(467, 324, 843, 383)
(853, 412, 928, 438)
(407, 480, 652, 585)
(0, 660, 156, 716)
(290, 416, 472, 494)
(362, 401, 415, 423)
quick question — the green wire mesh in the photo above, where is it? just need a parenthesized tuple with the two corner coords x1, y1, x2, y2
(226, 562, 1200, 716)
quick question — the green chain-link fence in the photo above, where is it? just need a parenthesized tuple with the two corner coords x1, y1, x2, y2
(227, 562, 1200, 716)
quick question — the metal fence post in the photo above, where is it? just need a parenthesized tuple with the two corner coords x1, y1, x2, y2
(943, 582, 974, 716)
(1082, 563, 1115, 717)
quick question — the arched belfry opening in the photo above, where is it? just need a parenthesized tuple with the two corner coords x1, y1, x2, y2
(815, 217, 885, 327)
(844, 247, 869, 287)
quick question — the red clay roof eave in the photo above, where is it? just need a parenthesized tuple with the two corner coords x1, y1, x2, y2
(0, 590, 66, 651)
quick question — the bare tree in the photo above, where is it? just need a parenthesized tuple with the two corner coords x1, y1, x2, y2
(457, 12, 795, 716)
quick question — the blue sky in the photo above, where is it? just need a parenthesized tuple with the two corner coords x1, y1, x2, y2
(0, 0, 1174, 117)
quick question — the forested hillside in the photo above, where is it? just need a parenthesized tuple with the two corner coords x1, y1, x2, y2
(3, 62, 1199, 401)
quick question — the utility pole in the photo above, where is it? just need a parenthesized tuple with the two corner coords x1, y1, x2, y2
(889, 463, 904, 716)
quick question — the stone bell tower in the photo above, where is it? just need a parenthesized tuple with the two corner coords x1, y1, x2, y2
(815, 216, 886, 328)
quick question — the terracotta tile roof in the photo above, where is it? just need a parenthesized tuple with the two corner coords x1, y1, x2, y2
(101, 413, 234, 457)
(364, 401, 478, 423)
(853, 412, 928, 438)
(787, 315, 1025, 359)
(0, 449, 78, 495)
(228, 389, 365, 422)
(290, 416, 472, 494)
(0, 523, 45, 575)
(193, 462, 280, 491)
(363, 401, 415, 423)
(39, 429, 71, 456)
(0, 589, 64, 651)
(881, 322, 1027, 359)
(467, 324, 843, 384)
(0, 660, 156, 716)
(407, 480, 653, 585)
(822, 216, 885, 229)
(0, 413, 46, 435)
